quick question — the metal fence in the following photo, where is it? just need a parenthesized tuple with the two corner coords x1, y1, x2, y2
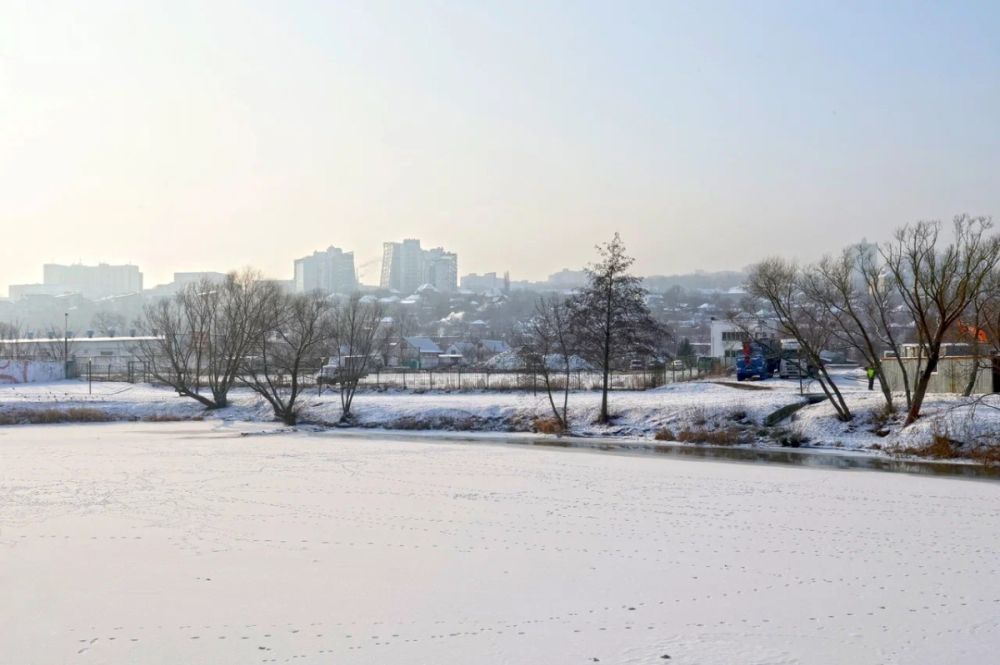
(349, 367, 704, 391)
(70, 357, 705, 392)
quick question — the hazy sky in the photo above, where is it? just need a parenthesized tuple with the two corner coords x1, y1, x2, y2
(2, 1, 998, 289)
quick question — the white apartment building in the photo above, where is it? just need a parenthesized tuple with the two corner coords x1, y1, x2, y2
(294, 246, 357, 294)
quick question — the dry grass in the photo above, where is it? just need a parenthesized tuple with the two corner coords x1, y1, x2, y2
(654, 428, 676, 441)
(900, 437, 1000, 466)
(894, 416, 1000, 466)
(688, 406, 708, 427)
(968, 446, 1000, 466)
(675, 425, 747, 446)
(533, 417, 565, 435)
(772, 426, 810, 448)
(0, 408, 114, 426)
(142, 413, 191, 422)
(900, 436, 963, 460)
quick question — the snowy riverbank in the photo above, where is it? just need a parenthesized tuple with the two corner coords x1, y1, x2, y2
(2, 369, 999, 461)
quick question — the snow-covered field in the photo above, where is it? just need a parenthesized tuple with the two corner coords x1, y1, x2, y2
(2, 369, 999, 455)
(0, 421, 997, 664)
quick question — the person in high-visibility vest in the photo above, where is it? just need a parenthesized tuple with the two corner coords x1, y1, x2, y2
(865, 366, 876, 391)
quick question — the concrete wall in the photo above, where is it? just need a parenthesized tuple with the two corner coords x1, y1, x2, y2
(881, 356, 995, 395)
(0, 360, 65, 384)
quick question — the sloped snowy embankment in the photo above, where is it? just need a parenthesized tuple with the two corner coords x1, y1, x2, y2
(2, 369, 998, 454)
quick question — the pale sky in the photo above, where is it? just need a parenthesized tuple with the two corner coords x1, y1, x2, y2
(2, 1, 998, 289)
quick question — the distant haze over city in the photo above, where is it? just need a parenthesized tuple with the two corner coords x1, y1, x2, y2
(3, 2, 999, 290)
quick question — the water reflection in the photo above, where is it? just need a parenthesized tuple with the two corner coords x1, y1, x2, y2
(557, 439, 1000, 480)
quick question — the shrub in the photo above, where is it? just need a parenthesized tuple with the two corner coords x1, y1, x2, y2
(913, 434, 962, 460)
(969, 446, 1000, 466)
(675, 426, 746, 445)
(142, 413, 187, 422)
(727, 407, 749, 423)
(688, 406, 708, 427)
(533, 417, 565, 435)
(0, 408, 114, 425)
(773, 426, 810, 447)
(654, 428, 676, 441)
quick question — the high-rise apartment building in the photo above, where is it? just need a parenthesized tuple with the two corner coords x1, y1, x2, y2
(380, 239, 457, 293)
(294, 246, 358, 294)
(423, 247, 458, 292)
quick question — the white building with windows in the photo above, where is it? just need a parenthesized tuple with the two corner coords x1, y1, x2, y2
(43, 263, 143, 299)
(294, 246, 357, 294)
(11, 263, 143, 300)
(709, 318, 779, 363)
(380, 239, 458, 293)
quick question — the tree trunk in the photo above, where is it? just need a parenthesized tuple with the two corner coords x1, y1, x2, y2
(904, 364, 935, 426)
(873, 360, 894, 412)
(963, 350, 981, 397)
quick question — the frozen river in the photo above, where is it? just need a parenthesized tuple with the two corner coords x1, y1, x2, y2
(0, 421, 998, 664)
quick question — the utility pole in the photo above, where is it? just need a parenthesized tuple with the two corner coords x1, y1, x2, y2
(63, 312, 69, 377)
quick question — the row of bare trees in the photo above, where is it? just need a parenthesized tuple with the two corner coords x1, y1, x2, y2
(138, 270, 384, 425)
(746, 214, 1000, 426)
(520, 234, 665, 431)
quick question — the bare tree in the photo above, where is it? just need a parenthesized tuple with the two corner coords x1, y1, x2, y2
(0, 321, 24, 358)
(571, 233, 663, 424)
(957, 268, 998, 397)
(138, 270, 279, 409)
(522, 295, 576, 431)
(378, 304, 418, 366)
(880, 215, 1000, 425)
(800, 246, 896, 410)
(856, 244, 914, 409)
(138, 293, 212, 406)
(746, 258, 853, 421)
(335, 295, 385, 422)
(240, 291, 334, 425)
(91, 311, 127, 336)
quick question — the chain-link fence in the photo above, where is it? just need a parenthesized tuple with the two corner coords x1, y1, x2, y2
(71, 357, 706, 391)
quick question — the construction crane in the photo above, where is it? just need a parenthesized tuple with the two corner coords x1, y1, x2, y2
(355, 257, 380, 285)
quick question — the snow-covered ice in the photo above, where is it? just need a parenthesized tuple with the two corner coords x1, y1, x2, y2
(1, 421, 998, 664)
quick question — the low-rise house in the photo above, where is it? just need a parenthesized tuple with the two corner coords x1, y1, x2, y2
(445, 339, 511, 365)
(399, 336, 443, 368)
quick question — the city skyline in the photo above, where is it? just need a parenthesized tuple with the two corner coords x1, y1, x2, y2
(3, 2, 998, 292)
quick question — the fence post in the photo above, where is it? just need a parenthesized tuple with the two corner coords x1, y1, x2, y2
(88, 360, 92, 394)
(429, 370, 433, 390)
(485, 371, 490, 390)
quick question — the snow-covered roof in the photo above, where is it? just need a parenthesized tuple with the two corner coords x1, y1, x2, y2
(479, 339, 510, 354)
(403, 336, 442, 354)
(10, 336, 158, 344)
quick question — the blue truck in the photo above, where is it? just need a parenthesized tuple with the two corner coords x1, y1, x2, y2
(735, 339, 782, 381)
